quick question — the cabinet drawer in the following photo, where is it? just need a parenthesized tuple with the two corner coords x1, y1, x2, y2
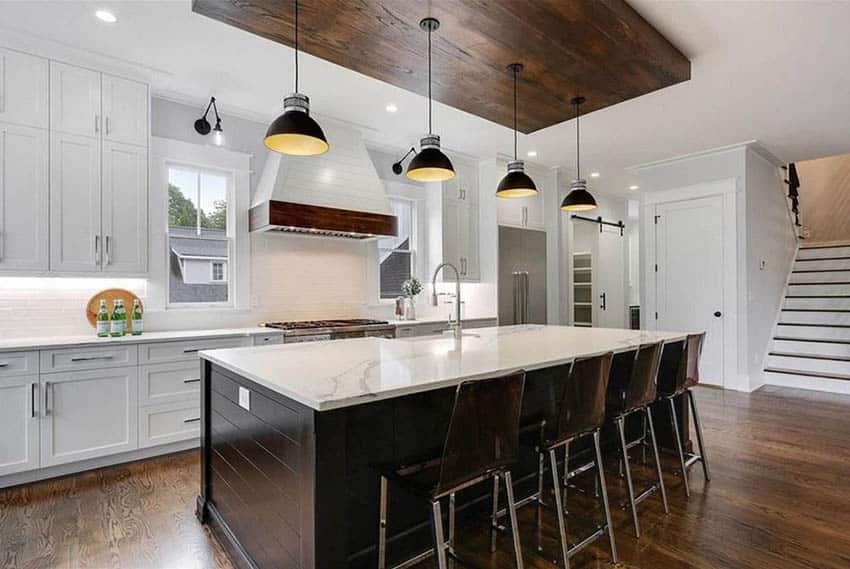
(139, 337, 251, 364)
(40, 345, 137, 373)
(253, 333, 283, 346)
(395, 326, 416, 338)
(139, 401, 200, 449)
(139, 361, 200, 406)
(0, 351, 39, 377)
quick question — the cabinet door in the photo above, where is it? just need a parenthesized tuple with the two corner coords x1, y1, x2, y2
(102, 141, 147, 273)
(456, 201, 480, 281)
(0, 375, 39, 476)
(102, 74, 148, 147)
(441, 200, 461, 270)
(49, 62, 101, 138)
(49, 132, 102, 272)
(0, 48, 48, 128)
(40, 367, 138, 467)
(0, 124, 49, 271)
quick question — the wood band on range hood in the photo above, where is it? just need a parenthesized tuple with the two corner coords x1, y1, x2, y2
(249, 200, 398, 239)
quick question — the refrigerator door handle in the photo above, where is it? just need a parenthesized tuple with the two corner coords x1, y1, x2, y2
(512, 272, 520, 324)
(523, 272, 530, 324)
(600, 292, 607, 311)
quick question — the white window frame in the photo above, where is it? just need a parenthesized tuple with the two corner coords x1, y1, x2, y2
(148, 137, 251, 312)
(378, 196, 418, 300)
(210, 261, 226, 282)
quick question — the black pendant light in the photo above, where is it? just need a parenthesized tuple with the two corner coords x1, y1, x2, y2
(560, 96, 597, 212)
(406, 17, 455, 183)
(496, 63, 538, 198)
(264, 0, 329, 156)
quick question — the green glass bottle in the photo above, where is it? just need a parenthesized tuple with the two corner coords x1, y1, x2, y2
(110, 299, 126, 337)
(131, 299, 143, 336)
(96, 299, 110, 338)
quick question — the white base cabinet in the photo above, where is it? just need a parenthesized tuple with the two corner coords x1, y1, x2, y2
(0, 375, 39, 476)
(40, 367, 139, 468)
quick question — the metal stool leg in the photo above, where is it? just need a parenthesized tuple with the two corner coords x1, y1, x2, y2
(378, 476, 388, 569)
(503, 471, 525, 569)
(669, 397, 691, 497)
(593, 430, 618, 564)
(490, 473, 500, 553)
(549, 448, 570, 569)
(688, 389, 712, 481)
(616, 416, 641, 538)
(645, 407, 669, 514)
(562, 440, 571, 515)
(431, 500, 449, 569)
(536, 436, 545, 552)
(448, 493, 456, 567)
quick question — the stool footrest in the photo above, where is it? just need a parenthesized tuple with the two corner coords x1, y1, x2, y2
(567, 526, 609, 559)
(684, 453, 704, 469)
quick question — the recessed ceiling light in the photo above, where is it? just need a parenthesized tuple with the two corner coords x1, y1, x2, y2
(95, 9, 117, 23)
(590, 172, 600, 178)
(629, 185, 640, 191)
(526, 150, 537, 158)
(385, 103, 398, 113)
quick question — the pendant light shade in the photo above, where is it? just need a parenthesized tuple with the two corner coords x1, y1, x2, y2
(264, 0, 329, 156)
(497, 63, 538, 198)
(406, 17, 454, 183)
(407, 135, 455, 182)
(265, 94, 329, 156)
(561, 96, 597, 212)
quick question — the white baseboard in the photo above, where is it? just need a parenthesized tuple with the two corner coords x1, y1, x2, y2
(762, 373, 850, 395)
(0, 439, 198, 489)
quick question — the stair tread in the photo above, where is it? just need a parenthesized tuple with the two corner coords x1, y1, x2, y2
(764, 367, 850, 381)
(795, 256, 850, 262)
(769, 351, 850, 362)
(776, 322, 850, 328)
(788, 282, 850, 286)
(782, 308, 850, 313)
(792, 269, 850, 273)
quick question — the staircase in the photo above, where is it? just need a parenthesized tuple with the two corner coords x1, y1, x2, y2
(764, 243, 850, 392)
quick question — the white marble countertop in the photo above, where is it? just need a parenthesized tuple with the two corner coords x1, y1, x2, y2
(0, 327, 279, 352)
(389, 315, 497, 326)
(201, 325, 688, 412)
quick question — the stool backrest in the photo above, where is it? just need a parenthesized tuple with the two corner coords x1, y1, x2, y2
(622, 341, 664, 412)
(683, 332, 705, 388)
(658, 332, 705, 397)
(553, 352, 613, 443)
(436, 370, 526, 497)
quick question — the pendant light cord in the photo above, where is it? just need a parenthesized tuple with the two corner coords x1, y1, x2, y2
(294, 0, 299, 93)
(427, 24, 432, 134)
(575, 98, 581, 180)
(513, 67, 518, 160)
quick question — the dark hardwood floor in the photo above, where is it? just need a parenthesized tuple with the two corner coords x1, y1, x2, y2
(3, 385, 850, 569)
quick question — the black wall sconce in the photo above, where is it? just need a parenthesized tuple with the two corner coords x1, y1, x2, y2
(391, 147, 416, 175)
(194, 96, 224, 146)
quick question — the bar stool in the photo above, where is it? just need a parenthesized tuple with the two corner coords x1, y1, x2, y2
(657, 332, 711, 497)
(376, 371, 526, 569)
(606, 341, 669, 538)
(526, 353, 618, 569)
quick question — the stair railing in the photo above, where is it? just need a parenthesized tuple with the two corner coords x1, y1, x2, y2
(782, 163, 803, 238)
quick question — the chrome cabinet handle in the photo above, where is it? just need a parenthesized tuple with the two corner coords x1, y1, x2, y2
(105, 116, 110, 135)
(183, 348, 200, 354)
(31, 382, 38, 418)
(70, 355, 114, 362)
(105, 235, 111, 265)
(44, 381, 50, 415)
(0, 230, 4, 262)
(95, 114, 99, 133)
(184, 417, 201, 424)
(0, 362, 8, 368)
(183, 378, 201, 384)
(94, 234, 100, 265)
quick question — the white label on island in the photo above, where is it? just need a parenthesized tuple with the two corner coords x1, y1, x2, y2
(238, 386, 251, 411)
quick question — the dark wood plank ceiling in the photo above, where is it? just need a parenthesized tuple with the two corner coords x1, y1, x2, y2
(192, 0, 690, 133)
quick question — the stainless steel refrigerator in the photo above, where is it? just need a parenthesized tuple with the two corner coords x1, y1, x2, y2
(498, 225, 547, 325)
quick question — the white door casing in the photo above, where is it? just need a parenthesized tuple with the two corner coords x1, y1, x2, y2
(654, 195, 725, 386)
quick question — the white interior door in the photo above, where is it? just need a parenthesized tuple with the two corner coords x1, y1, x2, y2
(655, 195, 724, 386)
(597, 227, 626, 328)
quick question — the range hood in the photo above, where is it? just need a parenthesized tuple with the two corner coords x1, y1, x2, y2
(249, 123, 397, 239)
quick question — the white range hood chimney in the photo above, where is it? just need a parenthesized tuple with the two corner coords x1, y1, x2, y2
(249, 123, 397, 239)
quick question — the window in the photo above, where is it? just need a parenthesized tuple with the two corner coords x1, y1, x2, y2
(378, 198, 415, 299)
(167, 166, 231, 306)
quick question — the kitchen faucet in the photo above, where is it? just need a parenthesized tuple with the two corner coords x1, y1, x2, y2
(431, 262, 462, 338)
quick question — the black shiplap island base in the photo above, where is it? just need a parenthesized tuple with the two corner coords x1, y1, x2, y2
(194, 325, 690, 569)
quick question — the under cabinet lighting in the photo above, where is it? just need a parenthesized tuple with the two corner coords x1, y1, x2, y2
(95, 10, 117, 23)
(385, 103, 398, 113)
(590, 172, 600, 178)
(526, 150, 537, 158)
(629, 185, 639, 191)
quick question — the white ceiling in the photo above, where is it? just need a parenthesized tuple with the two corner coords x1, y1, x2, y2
(1, 0, 849, 198)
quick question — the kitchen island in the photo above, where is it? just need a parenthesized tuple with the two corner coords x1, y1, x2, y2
(196, 325, 689, 569)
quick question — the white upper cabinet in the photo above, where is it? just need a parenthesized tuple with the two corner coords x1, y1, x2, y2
(102, 141, 147, 273)
(434, 158, 481, 282)
(0, 48, 48, 129)
(0, 124, 49, 271)
(50, 61, 101, 138)
(49, 132, 102, 272)
(102, 74, 148, 147)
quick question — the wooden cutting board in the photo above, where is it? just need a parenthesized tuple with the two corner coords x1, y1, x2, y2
(86, 289, 142, 328)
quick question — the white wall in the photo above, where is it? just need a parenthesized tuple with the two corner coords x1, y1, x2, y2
(745, 148, 798, 389)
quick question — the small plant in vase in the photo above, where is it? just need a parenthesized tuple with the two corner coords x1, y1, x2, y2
(401, 278, 423, 320)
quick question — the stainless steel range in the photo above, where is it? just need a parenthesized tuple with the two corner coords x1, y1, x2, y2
(263, 319, 396, 343)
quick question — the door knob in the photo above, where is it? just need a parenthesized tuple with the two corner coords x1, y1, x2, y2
(714, 311, 722, 318)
